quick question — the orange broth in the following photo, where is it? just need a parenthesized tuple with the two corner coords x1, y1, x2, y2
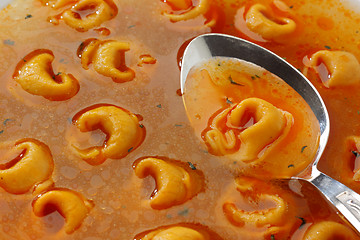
(0, 0, 360, 239)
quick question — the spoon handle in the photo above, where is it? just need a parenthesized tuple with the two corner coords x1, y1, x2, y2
(309, 171, 360, 232)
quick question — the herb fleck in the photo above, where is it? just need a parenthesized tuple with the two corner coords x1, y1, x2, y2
(288, 164, 295, 168)
(175, 124, 183, 127)
(271, 235, 276, 240)
(255, 74, 260, 78)
(3, 119, 13, 125)
(156, 104, 162, 108)
(229, 76, 244, 86)
(0, 130, 4, 135)
(187, 162, 196, 170)
(251, 76, 256, 80)
(139, 124, 144, 128)
(352, 150, 360, 158)
(324, 45, 331, 49)
(226, 97, 233, 104)
(25, 14, 33, 19)
(289, 5, 294, 9)
(23, 59, 27, 62)
(3, 39, 15, 46)
(301, 145, 308, 153)
(296, 216, 307, 228)
(217, 62, 221, 66)
(178, 208, 189, 216)
(56, 72, 62, 76)
(127, 24, 136, 29)
(128, 147, 134, 153)
(233, 161, 237, 164)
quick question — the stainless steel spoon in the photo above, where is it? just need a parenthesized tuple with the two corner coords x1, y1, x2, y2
(180, 33, 360, 233)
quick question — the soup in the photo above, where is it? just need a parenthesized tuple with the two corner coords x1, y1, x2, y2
(0, 0, 360, 239)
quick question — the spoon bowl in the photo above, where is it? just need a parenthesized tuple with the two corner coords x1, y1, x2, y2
(180, 33, 360, 233)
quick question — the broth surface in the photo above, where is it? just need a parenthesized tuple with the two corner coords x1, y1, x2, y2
(0, 0, 360, 239)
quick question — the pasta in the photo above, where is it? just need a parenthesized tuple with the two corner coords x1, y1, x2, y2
(1, 0, 360, 238)
(32, 188, 94, 234)
(163, 0, 210, 22)
(303, 221, 358, 240)
(309, 50, 360, 88)
(133, 157, 204, 209)
(222, 176, 296, 238)
(139, 226, 206, 240)
(134, 224, 224, 240)
(245, 3, 296, 41)
(165, 0, 192, 11)
(0, 139, 54, 194)
(61, 0, 118, 32)
(78, 39, 135, 82)
(71, 104, 145, 165)
(203, 97, 293, 162)
(12, 49, 80, 101)
(40, 0, 74, 9)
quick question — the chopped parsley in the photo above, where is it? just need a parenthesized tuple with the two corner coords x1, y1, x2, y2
(289, 5, 294, 9)
(271, 235, 276, 240)
(139, 124, 144, 128)
(175, 124, 183, 127)
(3, 39, 15, 46)
(127, 24, 136, 29)
(301, 145, 308, 153)
(296, 216, 307, 228)
(324, 45, 331, 49)
(0, 130, 4, 135)
(229, 76, 244, 86)
(25, 14, 32, 19)
(127, 147, 134, 153)
(178, 208, 189, 216)
(23, 59, 27, 62)
(3, 119, 13, 125)
(187, 162, 196, 170)
(352, 150, 360, 158)
(226, 97, 233, 104)
(56, 72, 62, 76)
(156, 104, 162, 108)
(288, 164, 295, 168)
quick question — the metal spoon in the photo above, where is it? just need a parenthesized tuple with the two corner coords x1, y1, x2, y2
(180, 33, 360, 233)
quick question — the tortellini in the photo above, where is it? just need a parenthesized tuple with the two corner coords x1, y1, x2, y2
(222, 176, 295, 238)
(140, 226, 206, 240)
(309, 50, 360, 88)
(245, 3, 296, 41)
(134, 224, 223, 240)
(78, 39, 135, 82)
(165, 0, 192, 11)
(41, 0, 118, 31)
(71, 104, 145, 165)
(12, 49, 79, 101)
(203, 97, 293, 163)
(133, 157, 204, 209)
(32, 188, 94, 234)
(303, 221, 358, 240)
(0, 139, 54, 194)
(163, 0, 210, 22)
(40, 0, 74, 9)
(61, 0, 118, 32)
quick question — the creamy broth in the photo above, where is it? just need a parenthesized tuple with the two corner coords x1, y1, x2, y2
(0, 0, 360, 239)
